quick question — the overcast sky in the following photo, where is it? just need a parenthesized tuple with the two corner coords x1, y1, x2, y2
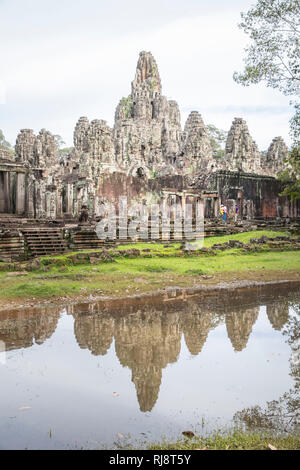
(0, 0, 294, 150)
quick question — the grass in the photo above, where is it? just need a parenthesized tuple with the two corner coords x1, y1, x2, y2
(32, 230, 286, 263)
(118, 230, 289, 251)
(0, 230, 299, 304)
(146, 430, 300, 450)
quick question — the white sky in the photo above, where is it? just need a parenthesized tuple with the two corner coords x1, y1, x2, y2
(0, 0, 294, 150)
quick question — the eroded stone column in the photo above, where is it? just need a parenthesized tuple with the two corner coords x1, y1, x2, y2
(67, 183, 73, 214)
(213, 198, 219, 217)
(3, 172, 11, 212)
(16, 172, 26, 215)
(26, 174, 35, 218)
(0, 172, 5, 212)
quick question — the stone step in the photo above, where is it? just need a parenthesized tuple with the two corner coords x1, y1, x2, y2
(25, 237, 63, 241)
(21, 229, 67, 256)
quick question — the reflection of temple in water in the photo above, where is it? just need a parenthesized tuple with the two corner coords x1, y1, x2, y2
(1, 283, 295, 413)
(114, 310, 182, 412)
(70, 289, 287, 412)
(266, 303, 289, 331)
(182, 305, 213, 355)
(225, 307, 259, 352)
(74, 314, 115, 356)
(0, 307, 60, 351)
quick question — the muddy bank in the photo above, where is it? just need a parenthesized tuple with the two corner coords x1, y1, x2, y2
(1, 270, 300, 314)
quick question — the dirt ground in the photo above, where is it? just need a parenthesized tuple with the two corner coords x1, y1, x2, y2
(1, 269, 299, 314)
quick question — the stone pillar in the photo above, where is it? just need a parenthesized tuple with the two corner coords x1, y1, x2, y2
(35, 184, 46, 219)
(0, 172, 5, 212)
(67, 183, 73, 214)
(161, 195, 170, 241)
(56, 188, 63, 218)
(181, 193, 186, 212)
(194, 197, 204, 241)
(3, 172, 11, 212)
(213, 198, 219, 217)
(50, 192, 56, 218)
(197, 198, 205, 220)
(45, 191, 51, 217)
(16, 172, 26, 215)
(26, 174, 35, 218)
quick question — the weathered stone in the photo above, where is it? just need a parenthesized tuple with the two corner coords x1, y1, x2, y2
(261, 137, 288, 177)
(183, 111, 214, 172)
(224, 118, 261, 173)
(113, 51, 183, 178)
(15, 129, 36, 164)
(1, 50, 297, 226)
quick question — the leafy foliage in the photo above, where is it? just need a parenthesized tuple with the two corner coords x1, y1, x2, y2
(59, 147, 74, 158)
(121, 97, 133, 117)
(0, 129, 12, 149)
(234, 0, 300, 199)
(206, 124, 227, 159)
(234, 297, 300, 433)
(279, 145, 300, 200)
(0, 129, 14, 158)
(54, 134, 66, 148)
(233, 0, 300, 96)
(279, 103, 300, 200)
(54, 134, 73, 159)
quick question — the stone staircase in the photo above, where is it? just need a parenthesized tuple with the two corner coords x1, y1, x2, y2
(70, 229, 115, 250)
(21, 228, 67, 257)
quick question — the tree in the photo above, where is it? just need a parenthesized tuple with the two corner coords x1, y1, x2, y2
(54, 134, 73, 159)
(234, 299, 300, 433)
(234, 0, 300, 199)
(279, 145, 300, 200)
(59, 147, 74, 159)
(0, 129, 14, 158)
(279, 93, 300, 201)
(0, 129, 12, 149)
(206, 124, 227, 159)
(233, 0, 300, 96)
(54, 135, 66, 149)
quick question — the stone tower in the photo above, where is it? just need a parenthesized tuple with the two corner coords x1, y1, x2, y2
(113, 51, 182, 176)
(15, 129, 37, 165)
(183, 111, 213, 171)
(261, 136, 288, 177)
(225, 118, 261, 173)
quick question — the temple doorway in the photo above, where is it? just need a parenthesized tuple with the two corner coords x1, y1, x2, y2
(0, 171, 11, 213)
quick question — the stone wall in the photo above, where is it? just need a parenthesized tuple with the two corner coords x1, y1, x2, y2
(211, 171, 300, 219)
(1, 50, 296, 221)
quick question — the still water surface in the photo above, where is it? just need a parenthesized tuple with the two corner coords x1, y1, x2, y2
(0, 283, 299, 449)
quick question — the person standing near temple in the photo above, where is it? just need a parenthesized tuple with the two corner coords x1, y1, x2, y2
(223, 204, 228, 223)
(220, 204, 224, 220)
(220, 204, 227, 223)
(235, 204, 239, 222)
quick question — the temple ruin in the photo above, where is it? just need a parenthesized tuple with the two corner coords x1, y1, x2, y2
(0, 51, 299, 259)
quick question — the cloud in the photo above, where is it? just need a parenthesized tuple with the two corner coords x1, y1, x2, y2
(0, 80, 6, 104)
(0, 0, 293, 149)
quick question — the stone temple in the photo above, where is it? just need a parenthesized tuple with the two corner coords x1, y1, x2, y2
(0, 51, 299, 258)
